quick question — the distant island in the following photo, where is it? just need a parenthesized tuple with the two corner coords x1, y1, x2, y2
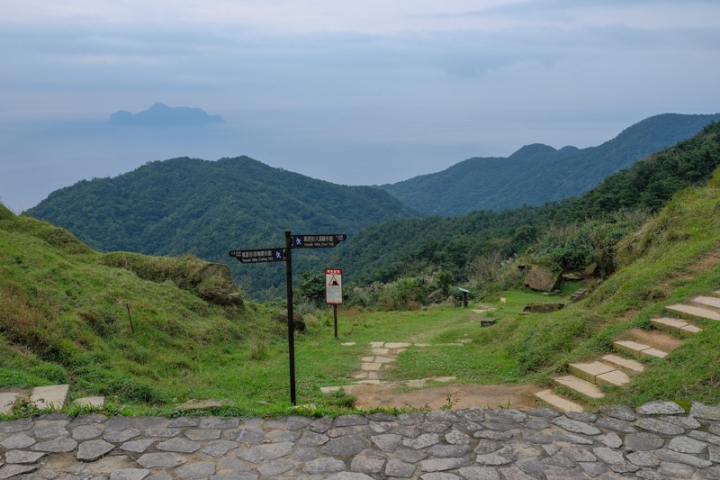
(109, 102, 225, 126)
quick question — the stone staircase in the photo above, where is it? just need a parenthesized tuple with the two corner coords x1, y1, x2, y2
(0, 385, 103, 416)
(535, 290, 720, 413)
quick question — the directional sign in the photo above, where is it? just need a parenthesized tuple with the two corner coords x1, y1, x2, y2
(326, 268, 343, 305)
(229, 248, 286, 263)
(292, 234, 347, 248)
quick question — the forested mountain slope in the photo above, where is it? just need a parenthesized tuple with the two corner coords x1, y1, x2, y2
(27, 156, 418, 298)
(381, 113, 720, 216)
(333, 121, 720, 285)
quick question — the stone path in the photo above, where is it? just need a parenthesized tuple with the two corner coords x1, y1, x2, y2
(0, 386, 103, 416)
(3, 401, 720, 480)
(534, 291, 719, 414)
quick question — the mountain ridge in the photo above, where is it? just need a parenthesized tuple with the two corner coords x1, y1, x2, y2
(109, 102, 225, 126)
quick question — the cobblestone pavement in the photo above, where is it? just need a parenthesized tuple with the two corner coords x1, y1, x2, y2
(2, 401, 720, 480)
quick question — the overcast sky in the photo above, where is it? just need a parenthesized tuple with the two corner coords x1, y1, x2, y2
(1, 0, 720, 211)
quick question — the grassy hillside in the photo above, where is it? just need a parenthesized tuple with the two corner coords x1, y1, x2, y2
(382, 113, 720, 215)
(334, 120, 720, 286)
(27, 156, 418, 299)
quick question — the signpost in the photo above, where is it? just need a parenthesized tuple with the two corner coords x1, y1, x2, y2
(325, 269, 343, 338)
(230, 231, 346, 406)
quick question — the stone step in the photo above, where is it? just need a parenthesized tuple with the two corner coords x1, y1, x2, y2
(666, 303, 720, 321)
(74, 396, 105, 408)
(30, 384, 69, 410)
(534, 389, 584, 413)
(613, 341, 667, 359)
(0, 392, 19, 415)
(650, 317, 702, 336)
(691, 296, 720, 310)
(596, 369, 630, 387)
(554, 375, 605, 399)
(568, 361, 615, 384)
(601, 354, 645, 372)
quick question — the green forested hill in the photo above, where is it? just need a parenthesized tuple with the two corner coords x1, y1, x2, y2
(333, 121, 720, 284)
(381, 113, 720, 216)
(27, 156, 418, 298)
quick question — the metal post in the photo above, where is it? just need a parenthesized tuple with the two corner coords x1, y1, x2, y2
(333, 304, 338, 339)
(285, 230, 296, 406)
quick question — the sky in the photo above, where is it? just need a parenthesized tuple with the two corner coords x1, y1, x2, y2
(1, 0, 720, 211)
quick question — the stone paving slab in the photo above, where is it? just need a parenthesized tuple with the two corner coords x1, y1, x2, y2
(2, 402, 720, 480)
(666, 303, 720, 321)
(554, 376, 604, 399)
(30, 385, 69, 410)
(600, 354, 645, 373)
(692, 295, 720, 309)
(567, 362, 615, 384)
(0, 394, 18, 416)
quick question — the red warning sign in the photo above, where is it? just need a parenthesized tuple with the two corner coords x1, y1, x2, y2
(325, 268, 343, 305)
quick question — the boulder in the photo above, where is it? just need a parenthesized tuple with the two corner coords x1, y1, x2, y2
(192, 264, 243, 306)
(524, 265, 561, 292)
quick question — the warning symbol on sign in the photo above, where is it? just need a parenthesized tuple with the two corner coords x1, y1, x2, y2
(325, 268, 343, 305)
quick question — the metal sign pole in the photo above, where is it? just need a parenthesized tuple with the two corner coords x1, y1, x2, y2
(333, 304, 338, 339)
(284, 230, 296, 406)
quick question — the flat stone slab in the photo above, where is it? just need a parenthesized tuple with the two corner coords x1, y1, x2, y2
(0, 463, 39, 479)
(596, 369, 630, 387)
(77, 439, 115, 461)
(74, 396, 105, 408)
(640, 347, 667, 359)
(30, 385, 69, 410)
(110, 469, 150, 480)
(533, 390, 583, 413)
(4, 450, 45, 464)
(601, 354, 645, 372)
(650, 317, 698, 337)
(554, 375, 604, 399)
(613, 341, 654, 359)
(666, 303, 720, 321)
(568, 361, 615, 383)
(136, 453, 187, 468)
(0, 393, 19, 415)
(692, 295, 720, 309)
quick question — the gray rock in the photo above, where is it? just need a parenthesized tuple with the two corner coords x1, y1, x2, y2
(147, 471, 174, 480)
(420, 458, 470, 472)
(543, 454, 576, 469)
(403, 433, 440, 449)
(655, 448, 713, 468)
(457, 466, 499, 480)
(4, 450, 45, 464)
(309, 416, 333, 433)
(303, 457, 346, 475)
(203, 440, 239, 457)
(1, 433, 35, 449)
(634, 469, 666, 480)
(420, 422, 451, 433)
(635, 418, 685, 435)
(77, 439, 115, 461)
(481, 422, 518, 432)
(609, 462, 640, 474)
(659, 461, 696, 478)
(427, 444, 472, 457)
(691, 402, 720, 421)
(566, 412, 596, 422)
(393, 446, 428, 463)
(520, 429, 552, 444)
(625, 433, 665, 451)
(599, 405, 636, 421)
(257, 461, 294, 476)
(561, 445, 596, 462)
(167, 417, 199, 428)
(496, 465, 534, 480)
(593, 447, 625, 465)
(473, 430, 513, 441)
(523, 418, 550, 430)
(230, 428, 266, 444)
(456, 408, 486, 423)
(710, 445, 720, 463)
(661, 415, 701, 429)
(109, 469, 150, 480)
(474, 453, 512, 466)
(327, 426, 363, 438)
(627, 451, 659, 468)
(446, 429, 472, 445)
(72, 425, 104, 441)
(711, 423, 720, 436)
(637, 401, 685, 415)
(392, 425, 421, 438)
(385, 458, 416, 478)
(597, 432, 622, 448)
(367, 422, 393, 434)
(105, 417, 135, 431)
(175, 462, 216, 480)
(0, 419, 33, 434)
(475, 440, 502, 455)
(0, 463, 39, 479)
(526, 408, 560, 419)
(263, 417, 287, 430)
(595, 416, 636, 433)
(120, 439, 155, 453)
(668, 435, 707, 454)
(427, 411, 461, 423)
(32, 437, 77, 453)
(688, 430, 720, 446)
(286, 416, 313, 431)
(326, 473, 376, 480)
(34, 425, 69, 439)
(351, 449, 386, 473)
(399, 412, 426, 425)
(420, 473, 460, 480)
(156, 437, 200, 453)
(198, 417, 239, 430)
(551, 416, 601, 436)
(292, 447, 317, 461)
(551, 430, 593, 445)
(236, 442, 294, 463)
(132, 417, 170, 430)
(542, 444, 561, 456)
(211, 475, 257, 480)
(334, 415, 368, 427)
(543, 469, 588, 480)
(104, 428, 141, 443)
(322, 435, 369, 456)
(136, 453, 187, 468)
(144, 428, 180, 437)
(185, 429, 221, 441)
(371, 433, 402, 452)
(578, 462, 608, 476)
(218, 457, 251, 472)
(367, 412, 397, 422)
